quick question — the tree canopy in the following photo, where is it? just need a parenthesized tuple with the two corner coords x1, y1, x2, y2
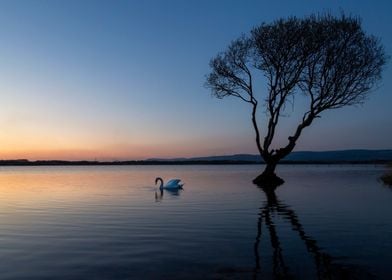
(206, 14, 387, 187)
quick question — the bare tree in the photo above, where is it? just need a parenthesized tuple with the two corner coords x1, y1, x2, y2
(206, 14, 387, 188)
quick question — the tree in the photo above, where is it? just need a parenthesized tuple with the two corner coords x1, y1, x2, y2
(206, 14, 387, 188)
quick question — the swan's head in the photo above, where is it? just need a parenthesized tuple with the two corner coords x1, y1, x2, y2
(155, 177, 163, 186)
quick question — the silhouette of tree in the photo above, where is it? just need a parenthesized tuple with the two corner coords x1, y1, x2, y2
(206, 14, 387, 187)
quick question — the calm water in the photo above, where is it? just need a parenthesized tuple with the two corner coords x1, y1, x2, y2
(0, 165, 391, 279)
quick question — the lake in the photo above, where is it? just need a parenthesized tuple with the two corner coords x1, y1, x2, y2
(0, 165, 391, 279)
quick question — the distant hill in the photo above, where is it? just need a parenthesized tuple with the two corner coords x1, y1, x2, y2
(285, 150, 392, 162)
(1, 150, 391, 166)
(148, 149, 392, 163)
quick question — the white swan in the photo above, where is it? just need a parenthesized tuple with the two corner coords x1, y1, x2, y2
(155, 177, 184, 190)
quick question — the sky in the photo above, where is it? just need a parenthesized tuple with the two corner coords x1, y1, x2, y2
(0, 0, 391, 160)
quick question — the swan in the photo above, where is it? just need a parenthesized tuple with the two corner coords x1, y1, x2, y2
(155, 177, 184, 190)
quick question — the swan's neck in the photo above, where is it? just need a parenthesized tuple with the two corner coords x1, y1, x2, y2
(157, 178, 164, 189)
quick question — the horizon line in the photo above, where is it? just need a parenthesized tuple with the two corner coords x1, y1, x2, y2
(1, 148, 391, 162)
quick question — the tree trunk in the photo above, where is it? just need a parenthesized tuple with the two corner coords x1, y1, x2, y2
(253, 159, 284, 188)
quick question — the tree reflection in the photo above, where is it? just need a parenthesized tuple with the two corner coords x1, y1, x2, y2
(253, 187, 375, 280)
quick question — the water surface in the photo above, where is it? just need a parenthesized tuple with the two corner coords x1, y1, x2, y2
(0, 165, 390, 279)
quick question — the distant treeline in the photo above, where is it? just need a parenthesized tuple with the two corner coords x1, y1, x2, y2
(0, 159, 390, 166)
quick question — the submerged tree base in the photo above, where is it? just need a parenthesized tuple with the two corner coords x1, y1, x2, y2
(253, 172, 285, 189)
(380, 172, 392, 186)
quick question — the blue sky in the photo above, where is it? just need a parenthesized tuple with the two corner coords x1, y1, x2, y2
(0, 0, 391, 160)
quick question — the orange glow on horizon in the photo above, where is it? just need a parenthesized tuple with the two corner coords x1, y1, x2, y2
(0, 141, 252, 161)
(0, 126, 255, 160)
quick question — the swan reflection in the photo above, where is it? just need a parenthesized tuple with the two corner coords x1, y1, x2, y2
(155, 188, 182, 202)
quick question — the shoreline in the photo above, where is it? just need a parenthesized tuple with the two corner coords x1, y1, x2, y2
(0, 159, 390, 166)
